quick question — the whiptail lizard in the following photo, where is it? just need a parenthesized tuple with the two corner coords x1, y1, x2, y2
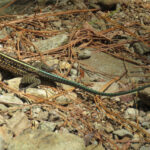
(0, 51, 149, 97)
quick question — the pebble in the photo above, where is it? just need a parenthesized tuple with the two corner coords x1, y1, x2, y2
(33, 33, 68, 52)
(140, 145, 150, 150)
(31, 107, 50, 121)
(59, 61, 71, 70)
(70, 69, 78, 76)
(78, 50, 91, 60)
(55, 95, 72, 105)
(5, 77, 22, 90)
(39, 121, 57, 131)
(113, 129, 133, 138)
(0, 93, 23, 106)
(73, 63, 78, 69)
(141, 122, 150, 129)
(8, 129, 86, 150)
(86, 143, 105, 150)
(6, 111, 31, 136)
(124, 108, 139, 120)
(26, 88, 55, 98)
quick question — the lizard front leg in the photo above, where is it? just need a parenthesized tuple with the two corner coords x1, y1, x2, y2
(20, 74, 41, 89)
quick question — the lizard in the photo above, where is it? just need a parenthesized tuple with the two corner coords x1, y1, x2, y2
(0, 51, 149, 97)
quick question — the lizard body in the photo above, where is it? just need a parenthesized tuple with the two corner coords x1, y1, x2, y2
(0, 51, 149, 97)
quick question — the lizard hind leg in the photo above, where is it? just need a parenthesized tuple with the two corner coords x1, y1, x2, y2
(19, 74, 41, 89)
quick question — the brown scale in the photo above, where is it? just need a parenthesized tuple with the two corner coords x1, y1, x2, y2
(0, 54, 38, 76)
(0, 53, 44, 88)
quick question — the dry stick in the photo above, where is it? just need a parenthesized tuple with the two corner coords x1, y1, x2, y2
(0, 9, 98, 27)
(95, 96, 150, 139)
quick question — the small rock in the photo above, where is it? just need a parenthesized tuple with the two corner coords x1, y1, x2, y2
(38, 111, 49, 121)
(138, 116, 145, 124)
(48, 110, 61, 121)
(73, 63, 78, 69)
(5, 77, 22, 90)
(0, 104, 7, 111)
(124, 108, 139, 120)
(26, 88, 55, 98)
(44, 56, 59, 67)
(0, 93, 23, 106)
(32, 107, 42, 118)
(8, 129, 86, 150)
(86, 143, 105, 150)
(133, 134, 140, 141)
(56, 92, 77, 105)
(78, 50, 91, 60)
(39, 121, 57, 131)
(132, 42, 150, 55)
(6, 111, 31, 136)
(140, 145, 150, 150)
(131, 143, 141, 150)
(59, 61, 71, 70)
(113, 129, 133, 138)
(32, 107, 49, 121)
(141, 122, 150, 129)
(70, 69, 78, 76)
(33, 33, 68, 52)
(61, 84, 75, 91)
(104, 124, 114, 133)
(56, 95, 72, 105)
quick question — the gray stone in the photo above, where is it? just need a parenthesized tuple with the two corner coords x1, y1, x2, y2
(140, 145, 150, 150)
(26, 88, 55, 98)
(73, 63, 78, 69)
(78, 50, 92, 60)
(59, 61, 71, 70)
(56, 92, 77, 105)
(0, 104, 7, 111)
(0, 93, 23, 106)
(132, 42, 150, 55)
(124, 108, 139, 120)
(38, 111, 49, 121)
(32, 107, 49, 121)
(56, 95, 72, 105)
(39, 121, 57, 131)
(86, 143, 105, 150)
(70, 69, 78, 76)
(8, 129, 86, 150)
(113, 129, 133, 138)
(141, 122, 150, 129)
(79, 52, 144, 82)
(6, 111, 31, 136)
(33, 34, 68, 52)
(4, 77, 22, 90)
(131, 143, 141, 150)
(133, 134, 140, 141)
(104, 124, 114, 133)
